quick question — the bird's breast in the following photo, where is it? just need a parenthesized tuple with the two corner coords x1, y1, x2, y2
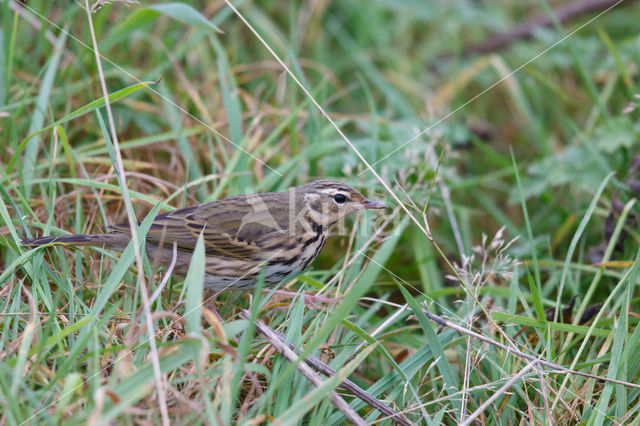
(296, 230, 327, 271)
(262, 229, 327, 272)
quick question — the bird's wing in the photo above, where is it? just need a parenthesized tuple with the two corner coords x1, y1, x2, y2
(108, 194, 290, 259)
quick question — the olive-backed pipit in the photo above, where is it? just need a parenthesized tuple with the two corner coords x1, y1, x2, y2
(22, 180, 387, 290)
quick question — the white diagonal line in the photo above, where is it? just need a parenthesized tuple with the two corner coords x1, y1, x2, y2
(17, 2, 282, 177)
(223, 0, 432, 241)
(360, 0, 624, 174)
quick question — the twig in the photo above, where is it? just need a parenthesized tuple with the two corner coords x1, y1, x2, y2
(461, 359, 539, 426)
(239, 310, 368, 426)
(537, 362, 552, 422)
(281, 336, 413, 426)
(421, 307, 640, 390)
(346, 303, 409, 362)
(460, 0, 633, 56)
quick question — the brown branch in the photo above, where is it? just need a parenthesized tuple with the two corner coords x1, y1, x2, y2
(421, 308, 640, 390)
(239, 310, 412, 426)
(461, 0, 636, 56)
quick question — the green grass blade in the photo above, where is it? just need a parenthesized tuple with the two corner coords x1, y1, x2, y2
(22, 27, 68, 198)
(11, 81, 155, 174)
(184, 232, 205, 335)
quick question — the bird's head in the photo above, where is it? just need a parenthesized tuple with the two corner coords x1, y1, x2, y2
(298, 180, 387, 228)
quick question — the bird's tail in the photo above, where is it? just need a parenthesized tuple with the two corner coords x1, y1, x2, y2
(21, 233, 128, 250)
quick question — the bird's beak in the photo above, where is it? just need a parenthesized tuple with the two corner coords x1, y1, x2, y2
(361, 198, 388, 210)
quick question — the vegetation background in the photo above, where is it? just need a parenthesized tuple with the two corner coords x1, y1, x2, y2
(2, 0, 640, 424)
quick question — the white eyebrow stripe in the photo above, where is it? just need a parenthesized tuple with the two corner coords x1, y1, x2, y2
(321, 190, 351, 198)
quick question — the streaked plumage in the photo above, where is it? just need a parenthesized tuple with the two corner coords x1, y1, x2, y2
(22, 180, 387, 290)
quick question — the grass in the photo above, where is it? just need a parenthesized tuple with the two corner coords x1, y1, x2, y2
(2, 0, 640, 424)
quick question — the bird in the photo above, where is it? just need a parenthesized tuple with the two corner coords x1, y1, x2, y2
(21, 180, 387, 291)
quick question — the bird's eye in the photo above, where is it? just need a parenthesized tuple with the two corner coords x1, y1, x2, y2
(333, 194, 347, 204)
